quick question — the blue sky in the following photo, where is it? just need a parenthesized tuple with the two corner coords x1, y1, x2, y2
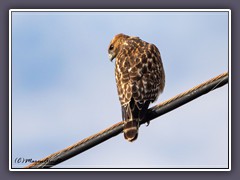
(11, 11, 229, 169)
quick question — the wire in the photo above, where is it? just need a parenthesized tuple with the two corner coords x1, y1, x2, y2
(24, 72, 228, 168)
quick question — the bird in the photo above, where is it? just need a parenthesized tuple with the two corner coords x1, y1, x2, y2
(108, 33, 165, 142)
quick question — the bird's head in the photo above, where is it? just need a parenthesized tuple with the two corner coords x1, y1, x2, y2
(108, 33, 129, 62)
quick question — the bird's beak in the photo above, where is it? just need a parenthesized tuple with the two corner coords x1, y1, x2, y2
(108, 54, 114, 62)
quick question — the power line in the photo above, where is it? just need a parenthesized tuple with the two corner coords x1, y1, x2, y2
(25, 72, 228, 168)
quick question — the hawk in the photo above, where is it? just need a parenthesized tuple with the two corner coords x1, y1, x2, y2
(108, 33, 165, 142)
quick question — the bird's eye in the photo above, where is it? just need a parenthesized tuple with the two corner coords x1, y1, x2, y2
(109, 44, 114, 50)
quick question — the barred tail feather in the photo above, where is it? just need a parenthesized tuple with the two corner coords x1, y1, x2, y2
(121, 98, 150, 142)
(123, 119, 139, 142)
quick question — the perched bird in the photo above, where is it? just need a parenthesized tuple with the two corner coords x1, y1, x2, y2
(108, 33, 165, 142)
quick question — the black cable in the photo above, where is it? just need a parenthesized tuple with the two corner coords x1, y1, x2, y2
(26, 73, 228, 168)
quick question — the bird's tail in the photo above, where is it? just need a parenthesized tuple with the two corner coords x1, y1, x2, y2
(123, 119, 139, 142)
(122, 99, 150, 142)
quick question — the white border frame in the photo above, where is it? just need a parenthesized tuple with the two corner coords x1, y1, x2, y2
(9, 9, 231, 171)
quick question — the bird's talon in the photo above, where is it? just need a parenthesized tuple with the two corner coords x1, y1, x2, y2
(146, 121, 150, 127)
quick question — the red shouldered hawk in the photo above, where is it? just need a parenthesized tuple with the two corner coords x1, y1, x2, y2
(108, 33, 165, 142)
